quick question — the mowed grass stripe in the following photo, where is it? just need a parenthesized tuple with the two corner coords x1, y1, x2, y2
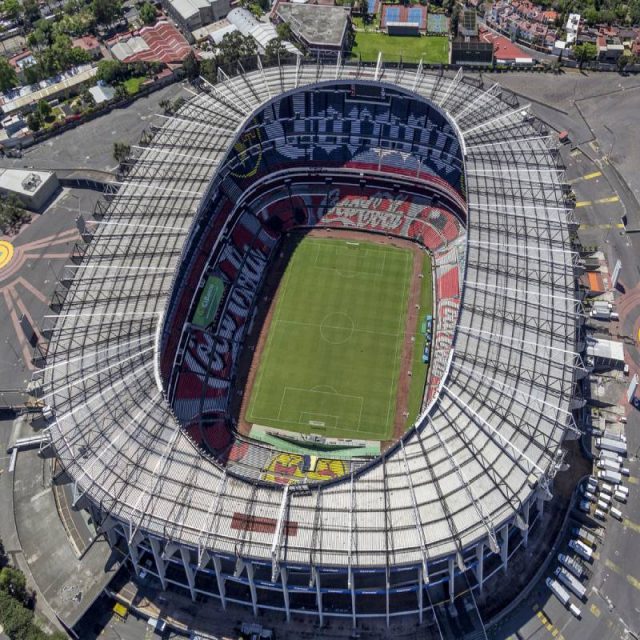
(246, 238, 413, 441)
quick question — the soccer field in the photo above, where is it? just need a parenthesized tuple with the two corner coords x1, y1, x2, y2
(352, 33, 449, 64)
(245, 237, 417, 441)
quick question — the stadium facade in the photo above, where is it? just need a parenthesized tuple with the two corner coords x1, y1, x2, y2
(39, 61, 583, 628)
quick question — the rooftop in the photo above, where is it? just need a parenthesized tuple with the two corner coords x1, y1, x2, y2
(275, 2, 350, 47)
(0, 168, 54, 196)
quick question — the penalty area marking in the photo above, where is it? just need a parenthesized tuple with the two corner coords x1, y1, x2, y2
(276, 386, 364, 431)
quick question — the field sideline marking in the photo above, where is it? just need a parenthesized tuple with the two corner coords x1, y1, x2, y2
(248, 237, 415, 441)
(386, 250, 412, 429)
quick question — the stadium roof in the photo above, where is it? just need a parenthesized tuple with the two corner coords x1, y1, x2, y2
(40, 62, 579, 572)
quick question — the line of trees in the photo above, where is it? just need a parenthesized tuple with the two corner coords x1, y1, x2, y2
(0, 539, 67, 640)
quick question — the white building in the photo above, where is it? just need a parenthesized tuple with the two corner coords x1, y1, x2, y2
(226, 8, 299, 54)
(0, 169, 59, 210)
(164, 0, 231, 34)
(566, 13, 580, 44)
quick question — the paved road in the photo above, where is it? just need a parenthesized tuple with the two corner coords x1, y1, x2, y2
(0, 188, 102, 399)
(0, 81, 192, 175)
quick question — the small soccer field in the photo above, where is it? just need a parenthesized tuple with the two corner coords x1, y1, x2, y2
(351, 33, 449, 64)
(245, 237, 418, 441)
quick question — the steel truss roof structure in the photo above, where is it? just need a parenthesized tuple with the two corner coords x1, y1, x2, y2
(38, 60, 580, 623)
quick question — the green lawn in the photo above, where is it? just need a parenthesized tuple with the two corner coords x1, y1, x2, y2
(406, 252, 434, 426)
(123, 76, 146, 95)
(246, 237, 422, 442)
(352, 33, 449, 64)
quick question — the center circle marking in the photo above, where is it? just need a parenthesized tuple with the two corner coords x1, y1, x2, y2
(320, 312, 354, 345)
(0, 240, 14, 270)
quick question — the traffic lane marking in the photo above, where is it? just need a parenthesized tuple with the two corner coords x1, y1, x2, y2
(578, 223, 624, 230)
(590, 603, 601, 618)
(575, 195, 620, 208)
(604, 558, 622, 574)
(622, 518, 640, 533)
(535, 609, 565, 639)
(569, 171, 602, 184)
(627, 574, 640, 591)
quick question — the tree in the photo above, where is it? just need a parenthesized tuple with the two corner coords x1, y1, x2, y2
(96, 59, 126, 84)
(276, 21, 293, 41)
(573, 42, 597, 69)
(113, 141, 131, 165)
(2, 0, 21, 21)
(22, 0, 41, 23)
(200, 57, 217, 84)
(0, 538, 7, 570)
(263, 38, 288, 65)
(139, 1, 156, 24)
(37, 99, 52, 121)
(617, 53, 636, 71)
(0, 56, 17, 92)
(0, 566, 27, 603)
(183, 50, 200, 80)
(26, 111, 43, 132)
(0, 591, 33, 640)
(216, 32, 257, 68)
(92, 0, 122, 25)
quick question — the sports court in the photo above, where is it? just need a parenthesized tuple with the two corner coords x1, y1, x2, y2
(381, 3, 427, 31)
(245, 237, 416, 441)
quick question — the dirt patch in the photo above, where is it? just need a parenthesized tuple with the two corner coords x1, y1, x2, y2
(234, 228, 428, 446)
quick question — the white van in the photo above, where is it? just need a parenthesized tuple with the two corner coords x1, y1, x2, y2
(610, 507, 623, 520)
(596, 499, 609, 511)
(594, 508, 607, 521)
(614, 490, 627, 503)
(616, 485, 629, 497)
(600, 482, 615, 494)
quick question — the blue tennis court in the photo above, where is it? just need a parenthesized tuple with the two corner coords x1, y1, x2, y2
(385, 6, 400, 22)
(408, 8, 423, 24)
(367, 0, 376, 13)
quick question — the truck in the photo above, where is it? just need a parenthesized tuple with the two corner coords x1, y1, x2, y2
(569, 539, 593, 561)
(614, 490, 627, 503)
(598, 469, 622, 484)
(596, 499, 609, 511)
(578, 499, 591, 513)
(597, 437, 627, 455)
(603, 431, 626, 443)
(572, 527, 597, 546)
(599, 450, 623, 464)
(546, 578, 582, 618)
(555, 567, 587, 600)
(597, 458, 621, 473)
(546, 577, 570, 606)
(558, 553, 586, 580)
(616, 485, 629, 497)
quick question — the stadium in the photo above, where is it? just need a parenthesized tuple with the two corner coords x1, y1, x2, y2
(38, 60, 582, 631)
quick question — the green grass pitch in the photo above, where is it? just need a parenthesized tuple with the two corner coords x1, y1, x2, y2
(246, 237, 424, 441)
